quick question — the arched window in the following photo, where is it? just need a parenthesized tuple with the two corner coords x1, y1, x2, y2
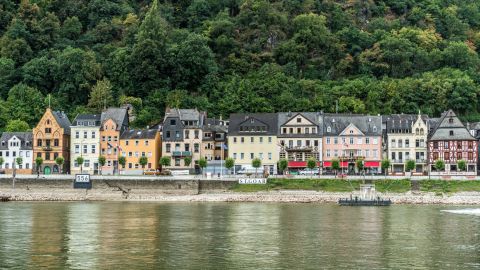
(415, 128, 419, 135)
(420, 128, 424, 135)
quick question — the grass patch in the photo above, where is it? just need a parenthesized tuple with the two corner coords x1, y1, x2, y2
(374, 180, 411, 193)
(420, 180, 480, 193)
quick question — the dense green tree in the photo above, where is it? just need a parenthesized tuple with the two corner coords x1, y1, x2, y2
(0, 57, 15, 97)
(5, 120, 30, 132)
(88, 78, 114, 111)
(2, 84, 44, 127)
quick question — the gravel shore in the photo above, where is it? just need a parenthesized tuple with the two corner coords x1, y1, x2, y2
(2, 190, 480, 204)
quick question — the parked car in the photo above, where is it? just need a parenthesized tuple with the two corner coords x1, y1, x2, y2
(299, 168, 320, 175)
(144, 169, 160, 176)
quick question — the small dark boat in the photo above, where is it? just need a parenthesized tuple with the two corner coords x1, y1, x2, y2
(0, 195, 11, 202)
(338, 184, 391, 206)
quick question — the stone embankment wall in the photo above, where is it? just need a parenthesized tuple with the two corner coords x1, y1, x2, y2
(0, 177, 238, 201)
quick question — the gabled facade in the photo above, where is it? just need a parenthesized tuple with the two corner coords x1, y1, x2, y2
(161, 108, 206, 171)
(383, 113, 429, 174)
(120, 129, 161, 175)
(99, 108, 129, 175)
(32, 108, 71, 174)
(323, 114, 382, 174)
(228, 113, 278, 175)
(202, 117, 228, 161)
(70, 114, 101, 175)
(277, 112, 323, 172)
(428, 110, 477, 175)
(0, 132, 33, 174)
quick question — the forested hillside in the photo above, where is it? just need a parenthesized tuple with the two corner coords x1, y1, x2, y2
(1, 0, 480, 130)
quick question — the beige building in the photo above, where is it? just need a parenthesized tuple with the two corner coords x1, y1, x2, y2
(70, 114, 101, 175)
(384, 113, 429, 174)
(228, 113, 278, 175)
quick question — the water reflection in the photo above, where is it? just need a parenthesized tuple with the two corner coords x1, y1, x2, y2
(0, 203, 478, 269)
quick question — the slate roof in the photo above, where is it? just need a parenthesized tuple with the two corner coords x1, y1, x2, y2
(72, 114, 101, 126)
(101, 108, 129, 131)
(165, 108, 206, 126)
(52, 111, 72, 135)
(120, 129, 159, 140)
(0, 132, 33, 150)
(228, 113, 278, 136)
(323, 114, 382, 136)
(382, 114, 428, 133)
(203, 118, 228, 133)
(428, 110, 476, 141)
(277, 112, 324, 137)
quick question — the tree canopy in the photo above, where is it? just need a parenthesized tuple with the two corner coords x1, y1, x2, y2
(2, 0, 480, 131)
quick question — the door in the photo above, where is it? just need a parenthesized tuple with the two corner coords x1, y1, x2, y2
(44, 166, 51, 175)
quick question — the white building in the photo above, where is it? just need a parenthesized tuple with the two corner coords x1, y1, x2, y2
(70, 114, 101, 175)
(0, 132, 33, 173)
(383, 113, 429, 174)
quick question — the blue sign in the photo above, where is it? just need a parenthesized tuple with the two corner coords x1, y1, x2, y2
(74, 174, 92, 189)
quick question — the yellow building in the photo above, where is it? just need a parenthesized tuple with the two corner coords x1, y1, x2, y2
(227, 113, 278, 175)
(120, 129, 161, 175)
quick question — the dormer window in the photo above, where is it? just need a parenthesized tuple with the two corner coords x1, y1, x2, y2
(373, 126, 377, 132)
(449, 118, 453, 123)
(449, 130, 454, 136)
(170, 119, 176, 125)
(327, 126, 331, 132)
(349, 130, 353, 134)
(297, 118, 301, 123)
(250, 119, 254, 123)
(46, 120, 50, 125)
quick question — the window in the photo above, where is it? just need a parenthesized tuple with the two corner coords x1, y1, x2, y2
(373, 138, 378, 145)
(326, 138, 330, 144)
(289, 128, 293, 134)
(166, 131, 171, 138)
(433, 142, 438, 149)
(327, 127, 331, 132)
(142, 152, 146, 157)
(145, 140, 149, 146)
(297, 128, 301, 134)
(102, 136, 106, 142)
(135, 152, 139, 157)
(194, 143, 199, 153)
(260, 137, 263, 143)
(282, 127, 287, 134)
(349, 130, 353, 134)
(54, 139, 59, 147)
(269, 137, 273, 143)
(114, 136, 118, 142)
(185, 130, 190, 139)
(373, 150, 378, 158)
(445, 152, 450, 160)
(457, 152, 462, 160)
(175, 131, 180, 138)
(91, 145, 96, 154)
(334, 137, 338, 144)
(305, 128, 309, 134)
(84, 131, 88, 139)
(449, 130, 454, 136)
(128, 152, 133, 157)
(108, 136, 112, 142)
(83, 144, 88, 154)
(445, 142, 449, 149)
(250, 137, 254, 143)
(326, 150, 331, 157)
(166, 144, 171, 153)
(45, 128, 51, 134)
(45, 152, 50, 160)
(405, 139, 409, 147)
(365, 150, 370, 157)
(449, 118, 453, 123)
(37, 139, 42, 147)
(468, 141, 473, 149)
(250, 153, 254, 159)
(457, 142, 462, 149)
(241, 137, 244, 143)
(135, 140, 139, 146)
(233, 137, 237, 143)
(268, 153, 272, 160)
(75, 145, 80, 154)
(84, 160, 90, 167)
(297, 117, 301, 123)
(194, 130, 199, 139)
(240, 153, 244, 160)
(468, 152, 473, 160)
(170, 119, 176, 125)
(91, 131, 96, 139)
(259, 153, 263, 159)
(175, 158, 180, 166)
(365, 138, 370, 144)
(373, 126, 377, 132)
(233, 153, 237, 159)
(349, 137, 354, 144)
(75, 131, 79, 139)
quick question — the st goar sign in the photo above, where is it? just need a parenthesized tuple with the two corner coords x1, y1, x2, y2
(238, 178, 267, 184)
(74, 174, 92, 189)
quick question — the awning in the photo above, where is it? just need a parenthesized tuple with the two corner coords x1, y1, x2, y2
(323, 161, 348, 168)
(364, 161, 380, 167)
(288, 161, 321, 168)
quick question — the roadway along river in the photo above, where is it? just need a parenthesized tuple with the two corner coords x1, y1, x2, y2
(0, 202, 479, 269)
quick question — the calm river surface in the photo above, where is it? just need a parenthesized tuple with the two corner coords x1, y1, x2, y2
(0, 202, 479, 269)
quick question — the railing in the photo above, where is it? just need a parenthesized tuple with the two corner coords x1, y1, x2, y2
(172, 151, 192, 157)
(284, 146, 314, 151)
(42, 146, 52, 151)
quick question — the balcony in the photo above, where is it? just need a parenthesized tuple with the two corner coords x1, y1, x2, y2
(42, 146, 52, 151)
(284, 146, 314, 152)
(172, 151, 192, 157)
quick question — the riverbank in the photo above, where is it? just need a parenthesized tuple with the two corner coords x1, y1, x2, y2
(1, 177, 480, 204)
(2, 190, 480, 204)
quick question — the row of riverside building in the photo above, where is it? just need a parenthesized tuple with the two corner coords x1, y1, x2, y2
(0, 107, 479, 176)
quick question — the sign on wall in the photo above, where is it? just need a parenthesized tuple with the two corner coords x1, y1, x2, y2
(74, 174, 92, 189)
(238, 178, 267, 184)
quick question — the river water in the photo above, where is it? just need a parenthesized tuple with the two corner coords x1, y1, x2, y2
(0, 202, 479, 269)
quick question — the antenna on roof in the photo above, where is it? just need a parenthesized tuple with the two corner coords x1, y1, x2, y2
(48, 94, 51, 109)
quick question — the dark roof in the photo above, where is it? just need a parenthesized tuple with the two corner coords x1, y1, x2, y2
(52, 111, 71, 135)
(323, 114, 382, 136)
(72, 114, 101, 126)
(203, 118, 228, 133)
(120, 129, 159, 140)
(382, 114, 428, 133)
(428, 110, 475, 141)
(0, 132, 33, 150)
(228, 113, 278, 136)
(277, 112, 324, 137)
(164, 108, 206, 127)
(101, 108, 129, 131)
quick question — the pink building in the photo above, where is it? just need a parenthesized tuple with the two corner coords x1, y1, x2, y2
(322, 114, 382, 174)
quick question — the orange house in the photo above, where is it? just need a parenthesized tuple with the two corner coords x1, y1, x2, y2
(119, 129, 161, 175)
(99, 108, 129, 175)
(32, 108, 71, 174)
